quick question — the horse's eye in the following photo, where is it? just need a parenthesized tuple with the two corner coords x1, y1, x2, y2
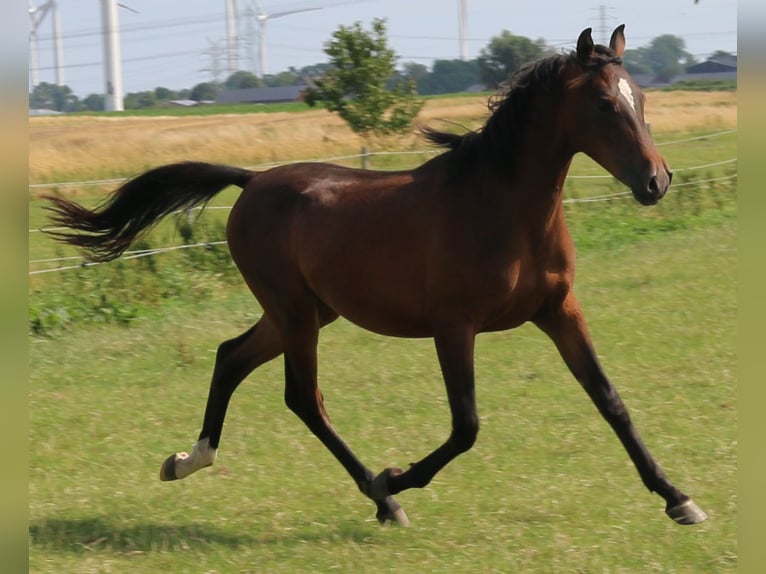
(597, 99, 614, 112)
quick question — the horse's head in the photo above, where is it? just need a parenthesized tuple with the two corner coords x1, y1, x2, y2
(564, 25, 672, 206)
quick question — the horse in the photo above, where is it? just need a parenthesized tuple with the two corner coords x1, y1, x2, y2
(44, 26, 707, 526)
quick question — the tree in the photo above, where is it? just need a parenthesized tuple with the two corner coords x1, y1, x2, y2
(622, 48, 652, 76)
(154, 87, 177, 101)
(124, 90, 158, 110)
(305, 18, 423, 138)
(29, 82, 78, 112)
(265, 69, 301, 87)
(190, 81, 220, 102)
(477, 31, 545, 88)
(82, 93, 105, 111)
(644, 34, 694, 82)
(416, 59, 481, 95)
(224, 71, 263, 89)
(402, 62, 429, 85)
(299, 63, 333, 77)
(710, 50, 735, 61)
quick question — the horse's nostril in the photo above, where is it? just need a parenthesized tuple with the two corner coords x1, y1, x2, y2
(648, 175, 660, 195)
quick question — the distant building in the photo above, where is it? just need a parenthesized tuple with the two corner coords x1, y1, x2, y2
(168, 99, 202, 107)
(216, 84, 309, 105)
(629, 54, 737, 88)
(29, 108, 64, 116)
(683, 54, 737, 82)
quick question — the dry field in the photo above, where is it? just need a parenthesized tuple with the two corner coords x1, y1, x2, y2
(28, 91, 736, 186)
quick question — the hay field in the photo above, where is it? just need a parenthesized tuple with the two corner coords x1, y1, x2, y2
(28, 91, 736, 186)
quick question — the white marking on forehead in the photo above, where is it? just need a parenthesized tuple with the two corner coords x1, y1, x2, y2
(618, 78, 636, 113)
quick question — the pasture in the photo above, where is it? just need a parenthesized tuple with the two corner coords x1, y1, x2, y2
(29, 93, 736, 572)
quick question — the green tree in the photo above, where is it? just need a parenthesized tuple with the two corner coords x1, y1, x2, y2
(644, 34, 693, 82)
(124, 90, 158, 109)
(299, 63, 333, 77)
(402, 61, 429, 85)
(29, 82, 78, 112)
(261, 68, 302, 87)
(710, 50, 735, 61)
(417, 59, 481, 94)
(477, 31, 545, 88)
(305, 18, 423, 137)
(190, 81, 221, 102)
(224, 71, 263, 89)
(622, 48, 652, 76)
(82, 93, 105, 111)
(154, 86, 177, 101)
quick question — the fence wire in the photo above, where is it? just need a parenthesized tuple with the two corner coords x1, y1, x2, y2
(29, 128, 737, 275)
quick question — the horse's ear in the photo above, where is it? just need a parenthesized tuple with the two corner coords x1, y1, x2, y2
(609, 24, 626, 57)
(576, 28, 595, 62)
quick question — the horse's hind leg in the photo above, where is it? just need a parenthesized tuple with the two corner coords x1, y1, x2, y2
(279, 305, 409, 525)
(160, 315, 283, 481)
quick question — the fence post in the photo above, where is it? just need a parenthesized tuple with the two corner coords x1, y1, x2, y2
(361, 146, 370, 170)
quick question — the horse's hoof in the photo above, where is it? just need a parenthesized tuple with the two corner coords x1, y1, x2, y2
(159, 452, 182, 481)
(377, 506, 410, 527)
(666, 499, 707, 525)
(375, 496, 410, 526)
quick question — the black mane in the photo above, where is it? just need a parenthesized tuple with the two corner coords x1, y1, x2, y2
(421, 45, 623, 167)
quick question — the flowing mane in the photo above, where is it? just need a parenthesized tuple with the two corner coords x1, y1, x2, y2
(421, 46, 624, 166)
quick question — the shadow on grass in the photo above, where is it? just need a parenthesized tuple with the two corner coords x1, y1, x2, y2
(29, 515, 379, 555)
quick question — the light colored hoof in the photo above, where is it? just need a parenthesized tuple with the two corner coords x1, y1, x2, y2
(377, 505, 410, 526)
(389, 507, 410, 526)
(159, 439, 217, 482)
(666, 499, 708, 525)
(159, 452, 184, 481)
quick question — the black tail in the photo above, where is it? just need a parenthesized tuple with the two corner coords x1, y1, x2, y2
(44, 161, 254, 262)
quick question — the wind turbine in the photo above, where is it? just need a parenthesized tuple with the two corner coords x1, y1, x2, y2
(29, 0, 65, 87)
(457, 0, 468, 61)
(248, 1, 322, 77)
(100, 0, 124, 111)
(100, 1, 139, 112)
(225, 0, 240, 74)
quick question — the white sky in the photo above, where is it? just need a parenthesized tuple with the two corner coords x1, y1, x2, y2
(30, 0, 738, 98)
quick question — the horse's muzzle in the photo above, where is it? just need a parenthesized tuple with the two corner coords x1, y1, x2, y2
(634, 168, 672, 206)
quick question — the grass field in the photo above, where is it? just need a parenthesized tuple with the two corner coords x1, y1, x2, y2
(28, 93, 737, 572)
(29, 221, 736, 573)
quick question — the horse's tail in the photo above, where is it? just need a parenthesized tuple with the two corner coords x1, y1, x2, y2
(44, 161, 254, 263)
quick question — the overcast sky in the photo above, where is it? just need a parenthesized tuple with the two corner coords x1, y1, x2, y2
(30, 0, 737, 98)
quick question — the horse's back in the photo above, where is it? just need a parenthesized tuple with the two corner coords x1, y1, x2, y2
(226, 163, 439, 335)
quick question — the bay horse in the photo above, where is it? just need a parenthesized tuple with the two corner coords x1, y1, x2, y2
(45, 26, 706, 526)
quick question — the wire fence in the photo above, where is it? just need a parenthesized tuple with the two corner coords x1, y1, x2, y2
(29, 128, 737, 275)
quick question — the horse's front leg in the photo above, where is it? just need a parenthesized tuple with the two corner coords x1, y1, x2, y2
(365, 326, 479, 501)
(533, 291, 707, 525)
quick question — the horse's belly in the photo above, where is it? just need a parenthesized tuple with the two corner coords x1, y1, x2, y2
(316, 284, 433, 338)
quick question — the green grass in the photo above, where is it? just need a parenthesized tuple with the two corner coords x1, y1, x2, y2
(29, 217, 736, 573)
(65, 92, 491, 118)
(69, 101, 321, 118)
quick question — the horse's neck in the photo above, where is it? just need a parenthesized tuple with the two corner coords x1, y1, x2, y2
(493, 132, 573, 214)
